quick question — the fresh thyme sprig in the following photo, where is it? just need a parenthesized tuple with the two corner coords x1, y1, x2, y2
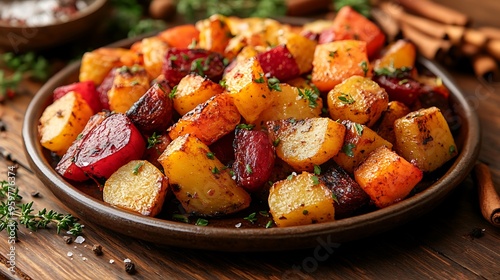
(0, 181, 83, 238)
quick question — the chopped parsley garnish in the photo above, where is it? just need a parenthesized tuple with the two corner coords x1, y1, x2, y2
(329, 50, 338, 58)
(195, 218, 209, 226)
(359, 60, 369, 77)
(169, 85, 178, 99)
(132, 162, 144, 175)
(398, 79, 409, 85)
(206, 152, 215, 159)
(245, 164, 253, 174)
(342, 143, 356, 157)
(332, 193, 339, 203)
(314, 165, 321, 175)
(354, 123, 364, 136)
(191, 58, 208, 76)
(267, 77, 281, 91)
(188, 39, 197, 49)
(254, 73, 265, 83)
(449, 145, 456, 155)
(219, 79, 227, 88)
(338, 93, 355, 104)
(272, 138, 281, 147)
(236, 123, 255, 130)
(298, 88, 319, 108)
(265, 220, 273, 228)
(76, 133, 83, 140)
(287, 174, 294, 180)
(147, 132, 162, 149)
(169, 55, 178, 61)
(374, 66, 412, 78)
(211, 166, 220, 174)
(311, 175, 320, 185)
(244, 212, 258, 224)
(172, 214, 189, 223)
(259, 210, 270, 217)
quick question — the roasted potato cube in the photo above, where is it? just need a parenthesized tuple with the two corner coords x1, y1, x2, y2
(126, 80, 173, 134)
(137, 36, 169, 80)
(278, 32, 317, 74)
(394, 107, 458, 172)
(268, 172, 335, 227)
(53, 81, 102, 114)
(373, 39, 417, 71)
(354, 146, 423, 208)
(376, 101, 411, 145)
(172, 73, 225, 115)
(103, 160, 169, 216)
(168, 93, 241, 146)
(107, 65, 150, 113)
(39, 91, 93, 156)
(312, 40, 370, 92)
(333, 120, 393, 174)
(255, 84, 322, 128)
(224, 57, 274, 123)
(79, 48, 140, 85)
(327, 75, 389, 127)
(158, 134, 251, 216)
(267, 118, 346, 172)
(196, 14, 232, 54)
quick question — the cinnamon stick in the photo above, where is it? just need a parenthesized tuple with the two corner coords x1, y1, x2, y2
(370, 8, 400, 42)
(471, 54, 498, 79)
(400, 23, 451, 60)
(463, 29, 488, 48)
(485, 39, 500, 61)
(474, 162, 500, 227)
(477, 26, 500, 40)
(398, 0, 470, 26)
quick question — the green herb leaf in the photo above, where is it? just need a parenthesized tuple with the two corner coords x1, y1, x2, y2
(244, 212, 258, 224)
(332, 193, 339, 203)
(172, 214, 190, 223)
(342, 143, 356, 157)
(314, 165, 321, 175)
(311, 175, 320, 185)
(206, 152, 215, 159)
(338, 93, 355, 104)
(354, 123, 364, 136)
(449, 145, 456, 155)
(245, 164, 253, 174)
(195, 218, 209, 226)
(259, 210, 270, 217)
(132, 162, 144, 175)
(211, 166, 220, 174)
(147, 132, 162, 149)
(169, 85, 178, 99)
(236, 123, 255, 130)
(359, 60, 369, 77)
(272, 138, 281, 147)
(265, 220, 273, 228)
(267, 77, 281, 91)
(254, 73, 265, 83)
(297, 88, 319, 108)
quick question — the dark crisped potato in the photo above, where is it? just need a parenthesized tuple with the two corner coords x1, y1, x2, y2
(256, 44, 301, 81)
(56, 112, 109, 182)
(233, 129, 275, 192)
(126, 80, 173, 135)
(319, 164, 370, 219)
(142, 133, 172, 170)
(75, 113, 146, 179)
(162, 48, 226, 87)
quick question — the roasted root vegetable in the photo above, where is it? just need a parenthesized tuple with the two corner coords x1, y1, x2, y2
(79, 48, 140, 85)
(168, 93, 241, 146)
(126, 81, 173, 135)
(224, 57, 274, 123)
(158, 24, 200, 49)
(136, 36, 169, 80)
(312, 40, 370, 92)
(373, 39, 417, 72)
(158, 134, 251, 216)
(143, 133, 172, 170)
(278, 32, 318, 74)
(53, 81, 102, 114)
(394, 107, 458, 172)
(267, 118, 346, 172)
(196, 14, 232, 54)
(376, 101, 411, 145)
(75, 113, 146, 179)
(103, 160, 169, 216)
(39, 91, 93, 156)
(327, 75, 389, 127)
(354, 146, 423, 208)
(333, 120, 393, 174)
(172, 73, 225, 115)
(256, 45, 301, 81)
(268, 172, 335, 227)
(255, 84, 322, 128)
(233, 129, 275, 192)
(107, 65, 150, 113)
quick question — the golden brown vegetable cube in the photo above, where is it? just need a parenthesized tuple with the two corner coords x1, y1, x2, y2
(196, 14, 232, 54)
(158, 134, 251, 216)
(278, 32, 318, 74)
(327, 75, 389, 127)
(103, 160, 169, 216)
(168, 93, 241, 145)
(312, 40, 370, 92)
(373, 39, 416, 72)
(107, 65, 150, 113)
(38, 92, 93, 156)
(394, 107, 458, 172)
(354, 146, 423, 208)
(255, 84, 322, 128)
(224, 57, 274, 123)
(333, 120, 393, 174)
(79, 48, 140, 85)
(138, 36, 169, 80)
(376, 101, 411, 145)
(268, 172, 335, 227)
(173, 74, 225, 115)
(267, 118, 346, 172)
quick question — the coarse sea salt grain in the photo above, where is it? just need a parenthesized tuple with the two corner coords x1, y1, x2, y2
(124, 258, 131, 263)
(67, 252, 73, 257)
(109, 259, 115, 264)
(74, 236, 85, 244)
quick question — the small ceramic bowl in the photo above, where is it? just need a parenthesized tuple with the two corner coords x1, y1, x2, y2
(0, 0, 108, 52)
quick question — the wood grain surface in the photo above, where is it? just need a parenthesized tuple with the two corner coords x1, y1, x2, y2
(0, 0, 499, 279)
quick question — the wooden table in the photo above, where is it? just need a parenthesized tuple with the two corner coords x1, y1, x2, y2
(1, 1, 499, 279)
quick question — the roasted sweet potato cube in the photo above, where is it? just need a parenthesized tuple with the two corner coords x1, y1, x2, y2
(158, 134, 251, 216)
(172, 73, 225, 115)
(267, 118, 346, 172)
(136, 36, 169, 80)
(107, 65, 150, 113)
(255, 84, 322, 128)
(373, 39, 417, 71)
(376, 101, 411, 145)
(278, 32, 317, 74)
(79, 48, 140, 85)
(103, 160, 169, 217)
(256, 45, 301, 81)
(196, 14, 233, 54)
(354, 146, 423, 208)
(327, 75, 388, 127)
(312, 40, 369, 92)
(268, 172, 335, 227)
(38, 92, 93, 156)
(333, 120, 393, 174)
(168, 93, 241, 145)
(319, 6, 385, 59)
(394, 107, 458, 172)
(224, 57, 274, 123)
(158, 24, 200, 49)
(126, 81, 173, 134)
